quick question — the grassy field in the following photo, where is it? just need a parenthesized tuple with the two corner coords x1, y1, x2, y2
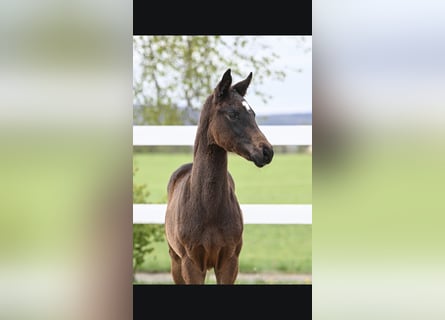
(133, 151, 312, 276)
(133, 152, 312, 204)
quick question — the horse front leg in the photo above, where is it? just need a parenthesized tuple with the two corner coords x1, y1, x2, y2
(181, 245, 207, 284)
(168, 244, 185, 284)
(214, 245, 241, 284)
(214, 256, 239, 284)
(181, 257, 207, 284)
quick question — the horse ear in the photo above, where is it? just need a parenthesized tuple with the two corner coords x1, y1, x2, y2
(215, 69, 232, 100)
(233, 72, 252, 97)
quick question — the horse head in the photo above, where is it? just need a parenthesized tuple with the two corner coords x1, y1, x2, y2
(208, 68, 274, 168)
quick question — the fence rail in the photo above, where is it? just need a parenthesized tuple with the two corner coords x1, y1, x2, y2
(133, 125, 312, 224)
(134, 204, 312, 224)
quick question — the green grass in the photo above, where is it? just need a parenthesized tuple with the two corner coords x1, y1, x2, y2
(240, 224, 312, 273)
(133, 152, 312, 204)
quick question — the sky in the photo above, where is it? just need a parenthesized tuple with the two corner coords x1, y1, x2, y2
(240, 36, 312, 116)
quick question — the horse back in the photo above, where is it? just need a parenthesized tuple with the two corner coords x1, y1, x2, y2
(167, 162, 193, 197)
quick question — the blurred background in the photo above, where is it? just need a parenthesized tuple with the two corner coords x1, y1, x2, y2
(313, 1, 445, 319)
(0, 1, 132, 319)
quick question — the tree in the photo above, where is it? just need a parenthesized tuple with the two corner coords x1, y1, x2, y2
(133, 35, 308, 125)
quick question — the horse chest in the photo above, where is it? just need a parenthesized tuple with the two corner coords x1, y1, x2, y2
(178, 204, 243, 241)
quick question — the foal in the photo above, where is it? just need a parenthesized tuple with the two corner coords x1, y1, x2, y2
(164, 69, 273, 284)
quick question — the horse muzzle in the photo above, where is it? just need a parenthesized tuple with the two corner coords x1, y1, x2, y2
(251, 144, 274, 168)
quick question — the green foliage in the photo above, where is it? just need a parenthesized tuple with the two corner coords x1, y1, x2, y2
(132, 167, 164, 278)
(133, 224, 164, 277)
(133, 35, 306, 125)
(133, 167, 150, 204)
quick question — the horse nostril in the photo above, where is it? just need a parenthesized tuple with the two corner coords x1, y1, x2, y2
(262, 145, 274, 163)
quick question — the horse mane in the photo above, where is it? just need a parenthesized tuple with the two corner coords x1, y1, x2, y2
(193, 93, 214, 158)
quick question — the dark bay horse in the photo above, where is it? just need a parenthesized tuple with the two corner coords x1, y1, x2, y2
(164, 69, 274, 284)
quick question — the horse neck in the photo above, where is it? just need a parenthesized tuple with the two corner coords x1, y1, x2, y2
(190, 103, 229, 203)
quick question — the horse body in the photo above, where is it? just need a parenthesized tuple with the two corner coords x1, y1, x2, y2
(165, 69, 273, 284)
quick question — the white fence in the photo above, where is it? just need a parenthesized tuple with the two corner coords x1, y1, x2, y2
(133, 125, 312, 224)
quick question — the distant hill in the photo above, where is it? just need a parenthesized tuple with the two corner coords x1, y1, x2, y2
(182, 107, 312, 125)
(256, 112, 312, 125)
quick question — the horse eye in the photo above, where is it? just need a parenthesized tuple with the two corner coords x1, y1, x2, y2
(227, 110, 239, 120)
